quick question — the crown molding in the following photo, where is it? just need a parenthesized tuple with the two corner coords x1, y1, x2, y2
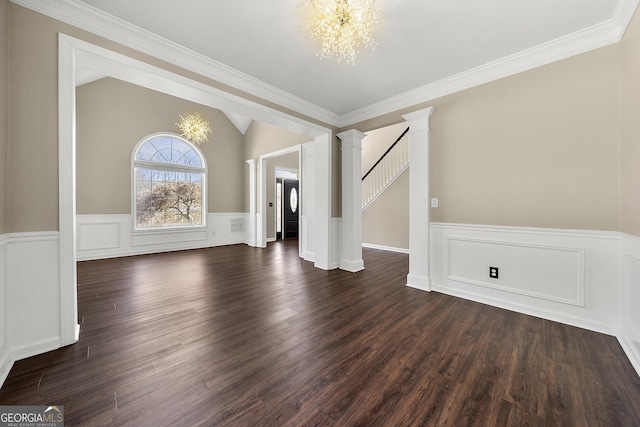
(12, 0, 639, 129)
(11, 0, 342, 127)
(340, 0, 640, 127)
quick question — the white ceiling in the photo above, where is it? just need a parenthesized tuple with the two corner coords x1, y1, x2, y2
(19, 0, 638, 126)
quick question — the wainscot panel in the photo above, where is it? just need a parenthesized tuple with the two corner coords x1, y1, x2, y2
(430, 223, 620, 335)
(6, 232, 62, 361)
(446, 237, 585, 306)
(621, 233, 640, 375)
(77, 213, 249, 261)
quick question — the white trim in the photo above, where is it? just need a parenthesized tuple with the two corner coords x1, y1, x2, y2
(340, 0, 640, 125)
(13, 0, 340, 127)
(258, 144, 303, 251)
(337, 130, 365, 273)
(58, 33, 79, 348)
(430, 222, 621, 336)
(0, 352, 12, 388)
(403, 108, 435, 291)
(435, 284, 616, 336)
(12, 0, 640, 127)
(445, 236, 586, 307)
(619, 320, 640, 376)
(0, 235, 7, 387)
(362, 243, 409, 254)
(9, 337, 62, 363)
(76, 213, 251, 261)
(6, 231, 59, 243)
(329, 217, 342, 269)
(245, 160, 257, 247)
(431, 222, 620, 240)
(620, 233, 640, 377)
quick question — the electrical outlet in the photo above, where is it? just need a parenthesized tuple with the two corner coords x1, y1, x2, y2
(211, 231, 216, 236)
(489, 266, 499, 279)
(431, 198, 438, 208)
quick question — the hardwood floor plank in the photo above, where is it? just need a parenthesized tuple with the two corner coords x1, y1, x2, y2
(1, 240, 639, 426)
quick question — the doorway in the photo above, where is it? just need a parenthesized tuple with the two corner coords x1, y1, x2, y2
(277, 178, 299, 240)
(275, 167, 299, 241)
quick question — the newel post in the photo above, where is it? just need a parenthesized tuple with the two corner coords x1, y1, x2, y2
(337, 129, 366, 272)
(402, 107, 436, 291)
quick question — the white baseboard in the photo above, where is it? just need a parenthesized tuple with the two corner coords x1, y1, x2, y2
(363, 242, 409, 254)
(619, 320, 640, 376)
(0, 350, 12, 387)
(340, 259, 365, 272)
(10, 337, 62, 363)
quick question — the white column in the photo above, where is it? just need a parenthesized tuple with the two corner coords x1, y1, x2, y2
(245, 159, 257, 247)
(402, 107, 436, 291)
(337, 129, 366, 272)
(301, 142, 316, 262)
(313, 133, 331, 270)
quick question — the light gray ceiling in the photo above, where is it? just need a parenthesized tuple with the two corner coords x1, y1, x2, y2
(71, 0, 626, 118)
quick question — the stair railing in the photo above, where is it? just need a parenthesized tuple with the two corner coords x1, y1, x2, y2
(362, 127, 410, 210)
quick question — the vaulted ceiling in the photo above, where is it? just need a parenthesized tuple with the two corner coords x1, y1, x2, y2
(17, 0, 639, 126)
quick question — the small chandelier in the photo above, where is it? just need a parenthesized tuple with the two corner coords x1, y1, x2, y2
(176, 112, 212, 146)
(308, 0, 379, 65)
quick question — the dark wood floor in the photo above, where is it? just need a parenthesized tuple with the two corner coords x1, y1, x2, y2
(1, 240, 640, 426)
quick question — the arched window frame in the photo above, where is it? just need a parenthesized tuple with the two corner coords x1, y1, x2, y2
(131, 133, 207, 231)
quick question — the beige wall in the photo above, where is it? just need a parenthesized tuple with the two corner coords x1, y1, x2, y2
(362, 169, 409, 249)
(243, 120, 310, 213)
(243, 120, 310, 163)
(347, 45, 621, 231)
(0, 0, 7, 234)
(362, 122, 407, 176)
(76, 78, 244, 214)
(5, 2, 632, 233)
(6, 4, 335, 232)
(8, 4, 62, 232)
(621, 8, 640, 238)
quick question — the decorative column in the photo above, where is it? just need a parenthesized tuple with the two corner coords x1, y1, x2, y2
(402, 107, 436, 291)
(337, 129, 366, 272)
(245, 159, 257, 247)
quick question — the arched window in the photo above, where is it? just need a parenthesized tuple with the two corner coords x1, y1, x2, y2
(133, 134, 206, 229)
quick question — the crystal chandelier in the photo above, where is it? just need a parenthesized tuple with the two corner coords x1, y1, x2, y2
(308, 0, 379, 65)
(176, 112, 212, 146)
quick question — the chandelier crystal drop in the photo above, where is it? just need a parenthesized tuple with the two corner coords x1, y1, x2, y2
(176, 112, 212, 146)
(308, 0, 379, 65)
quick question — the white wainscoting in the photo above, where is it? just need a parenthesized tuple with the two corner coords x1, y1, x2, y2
(430, 223, 621, 335)
(0, 234, 10, 386)
(77, 213, 250, 261)
(620, 233, 640, 375)
(5, 232, 63, 366)
(300, 215, 314, 262)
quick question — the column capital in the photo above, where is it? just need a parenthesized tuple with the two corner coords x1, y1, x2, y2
(402, 107, 436, 133)
(337, 129, 367, 150)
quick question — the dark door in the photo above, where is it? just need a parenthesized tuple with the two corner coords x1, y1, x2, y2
(283, 179, 299, 239)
